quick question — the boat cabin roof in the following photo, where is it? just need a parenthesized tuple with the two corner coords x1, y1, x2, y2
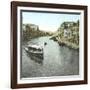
(27, 44, 43, 49)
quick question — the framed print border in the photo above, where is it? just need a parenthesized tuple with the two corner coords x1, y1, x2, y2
(11, 1, 88, 89)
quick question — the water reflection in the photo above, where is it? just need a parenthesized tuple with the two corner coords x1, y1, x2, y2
(26, 51, 44, 65)
(21, 36, 79, 78)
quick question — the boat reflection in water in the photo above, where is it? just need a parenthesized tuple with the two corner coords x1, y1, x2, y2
(24, 44, 44, 64)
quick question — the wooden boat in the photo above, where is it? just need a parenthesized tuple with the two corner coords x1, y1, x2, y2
(25, 44, 43, 59)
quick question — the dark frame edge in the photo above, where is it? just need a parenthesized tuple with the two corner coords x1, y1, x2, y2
(11, 1, 87, 10)
(84, 6, 88, 84)
(11, 1, 14, 89)
(11, 1, 17, 89)
(13, 80, 86, 89)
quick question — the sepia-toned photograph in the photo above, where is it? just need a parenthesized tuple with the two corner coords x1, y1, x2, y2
(21, 10, 80, 78)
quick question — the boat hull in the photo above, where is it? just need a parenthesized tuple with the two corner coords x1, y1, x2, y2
(25, 47, 44, 64)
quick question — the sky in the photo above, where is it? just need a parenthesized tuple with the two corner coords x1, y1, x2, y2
(22, 11, 80, 32)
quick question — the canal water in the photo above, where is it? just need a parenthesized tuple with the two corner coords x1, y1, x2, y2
(21, 36, 79, 78)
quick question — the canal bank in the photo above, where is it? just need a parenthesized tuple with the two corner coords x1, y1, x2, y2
(50, 36, 79, 50)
